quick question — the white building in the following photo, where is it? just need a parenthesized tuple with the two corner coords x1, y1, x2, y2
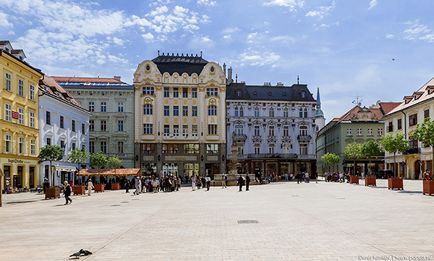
(383, 77, 434, 179)
(133, 53, 226, 177)
(226, 77, 323, 177)
(39, 76, 90, 185)
(52, 76, 135, 168)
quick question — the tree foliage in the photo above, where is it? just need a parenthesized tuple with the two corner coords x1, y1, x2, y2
(106, 156, 123, 169)
(411, 118, 434, 171)
(39, 145, 64, 162)
(68, 148, 89, 164)
(321, 153, 340, 172)
(344, 143, 364, 160)
(362, 140, 384, 159)
(90, 152, 108, 169)
(380, 133, 409, 155)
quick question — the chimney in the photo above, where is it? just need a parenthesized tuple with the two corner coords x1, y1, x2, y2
(228, 67, 233, 83)
(114, 76, 121, 81)
(223, 63, 226, 77)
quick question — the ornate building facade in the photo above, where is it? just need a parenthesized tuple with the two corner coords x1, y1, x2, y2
(133, 53, 226, 177)
(52, 76, 135, 168)
(226, 79, 322, 177)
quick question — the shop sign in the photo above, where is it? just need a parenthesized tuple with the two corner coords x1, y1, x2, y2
(12, 111, 19, 119)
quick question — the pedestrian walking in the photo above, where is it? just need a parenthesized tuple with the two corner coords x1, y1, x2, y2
(224, 174, 228, 188)
(205, 176, 211, 191)
(192, 175, 196, 191)
(134, 176, 141, 195)
(305, 172, 310, 183)
(237, 175, 244, 192)
(124, 179, 130, 193)
(63, 181, 72, 205)
(245, 174, 250, 191)
(87, 178, 94, 196)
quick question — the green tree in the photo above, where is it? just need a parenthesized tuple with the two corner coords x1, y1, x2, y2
(380, 133, 409, 177)
(362, 140, 384, 175)
(321, 153, 340, 172)
(68, 148, 89, 167)
(106, 156, 123, 169)
(39, 145, 64, 186)
(90, 152, 108, 169)
(344, 143, 364, 175)
(411, 118, 434, 171)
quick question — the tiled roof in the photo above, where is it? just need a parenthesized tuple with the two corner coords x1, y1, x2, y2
(339, 105, 385, 122)
(378, 102, 401, 115)
(52, 76, 125, 84)
(40, 76, 82, 108)
(386, 77, 434, 116)
(77, 168, 141, 176)
(226, 82, 315, 102)
(152, 53, 208, 75)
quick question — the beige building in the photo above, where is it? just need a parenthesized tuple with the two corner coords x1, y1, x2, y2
(383, 77, 434, 179)
(134, 53, 226, 177)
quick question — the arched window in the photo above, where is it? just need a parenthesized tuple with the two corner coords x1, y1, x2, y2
(269, 107, 274, 117)
(240, 107, 244, 117)
(234, 107, 239, 117)
(254, 107, 260, 117)
(208, 105, 217, 116)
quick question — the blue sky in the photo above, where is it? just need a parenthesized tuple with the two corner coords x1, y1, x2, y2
(1, 0, 434, 121)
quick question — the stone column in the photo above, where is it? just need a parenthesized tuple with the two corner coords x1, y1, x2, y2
(156, 143, 162, 175)
(200, 143, 206, 176)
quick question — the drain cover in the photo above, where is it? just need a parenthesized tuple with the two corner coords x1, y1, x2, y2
(237, 220, 258, 224)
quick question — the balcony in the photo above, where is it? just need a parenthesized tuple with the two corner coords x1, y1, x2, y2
(403, 147, 420, 155)
(297, 135, 312, 142)
(235, 134, 247, 142)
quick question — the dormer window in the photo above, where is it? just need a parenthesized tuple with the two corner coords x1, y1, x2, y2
(413, 91, 423, 100)
(237, 90, 241, 97)
(301, 91, 306, 98)
(404, 95, 413, 104)
(427, 85, 434, 95)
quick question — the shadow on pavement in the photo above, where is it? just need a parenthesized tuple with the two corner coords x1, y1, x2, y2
(397, 190, 422, 194)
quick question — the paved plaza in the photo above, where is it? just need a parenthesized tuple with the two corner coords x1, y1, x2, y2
(0, 180, 433, 261)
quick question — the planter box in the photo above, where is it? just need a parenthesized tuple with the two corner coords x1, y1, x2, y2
(388, 177, 403, 190)
(365, 176, 376, 187)
(45, 187, 60, 199)
(349, 175, 359, 184)
(111, 183, 121, 190)
(94, 184, 105, 193)
(72, 185, 85, 195)
(423, 180, 434, 196)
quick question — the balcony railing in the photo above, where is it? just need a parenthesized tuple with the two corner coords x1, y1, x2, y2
(297, 135, 312, 142)
(403, 147, 420, 155)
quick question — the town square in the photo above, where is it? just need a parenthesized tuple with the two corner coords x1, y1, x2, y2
(1, 0, 434, 260)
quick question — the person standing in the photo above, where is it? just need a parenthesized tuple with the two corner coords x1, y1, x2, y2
(191, 175, 196, 191)
(134, 176, 140, 195)
(124, 179, 130, 193)
(87, 178, 94, 196)
(205, 176, 211, 191)
(63, 181, 72, 205)
(224, 175, 228, 188)
(237, 175, 244, 192)
(245, 174, 250, 191)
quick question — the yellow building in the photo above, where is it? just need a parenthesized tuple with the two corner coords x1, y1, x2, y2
(1, 41, 42, 193)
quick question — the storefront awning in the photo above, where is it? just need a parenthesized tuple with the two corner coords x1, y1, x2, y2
(77, 168, 141, 177)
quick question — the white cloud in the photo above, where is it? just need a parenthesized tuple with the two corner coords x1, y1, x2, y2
(238, 50, 281, 67)
(403, 20, 434, 43)
(142, 33, 155, 42)
(264, 0, 304, 12)
(197, 0, 216, 6)
(0, 11, 12, 28)
(222, 27, 240, 40)
(110, 37, 125, 46)
(368, 0, 378, 9)
(385, 33, 394, 39)
(305, 1, 335, 20)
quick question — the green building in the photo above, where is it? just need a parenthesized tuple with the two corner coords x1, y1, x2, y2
(316, 103, 399, 175)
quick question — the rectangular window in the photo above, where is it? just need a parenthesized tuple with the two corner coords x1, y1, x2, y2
(268, 144, 274, 154)
(300, 143, 308, 155)
(206, 144, 219, 154)
(100, 141, 107, 154)
(18, 108, 24, 124)
(254, 108, 260, 117)
(82, 123, 85, 134)
(173, 125, 179, 136)
(29, 85, 35, 100)
(192, 106, 198, 116)
(254, 126, 260, 136)
(183, 88, 188, 98)
(19, 137, 24, 154)
(173, 106, 179, 116)
(254, 146, 260, 154)
(100, 102, 107, 112)
(173, 88, 179, 98)
(72, 120, 76, 132)
(143, 124, 153, 135)
(184, 144, 199, 154)
(89, 120, 94, 132)
(208, 105, 217, 116)
(300, 126, 308, 136)
(192, 88, 197, 98)
(192, 125, 198, 136)
(30, 139, 36, 155)
(346, 128, 352, 136)
(5, 134, 11, 153)
(388, 121, 393, 132)
(206, 88, 218, 96)
(18, 79, 24, 96)
(46, 111, 51, 125)
(60, 140, 65, 150)
(164, 106, 170, 116)
(283, 126, 289, 137)
(142, 87, 154, 95)
(5, 72, 11, 91)
(118, 102, 124, 112)
(367, 128, 373, 136)
(208, 124, 217, 135)
(5, 104, 11, 121)
(182, 125, 188, 136)
(397, 119, 402, 130)
(89, 141, 95, 153)
(117, 120, 124, 132)
(60, 116, 64, 128)
(88, 101, 94, 112)
(29, 111, 35, 127)
(424, 109, 430, 119)
(71, 142, 76, 150)
(269, 108, 274, 117)
(357, 128, 362, 136)
(100, 120, 107, 132)
(164, 87, 170, 97)
(164, 125, 170, 136)
(378, 128, 383, 136)
(46, 137, 51, 145)
(183, 106, 188, 116)
(268, 126, 275, 136)
(283, 109, 289, 117)
(144, 104, 153, 115)
(409, 114, 418, 126)
(118, 141, 124, 154)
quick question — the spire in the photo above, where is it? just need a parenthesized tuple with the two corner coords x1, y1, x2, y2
(315, 87, 324, 118)
(297, 75, 300, 84)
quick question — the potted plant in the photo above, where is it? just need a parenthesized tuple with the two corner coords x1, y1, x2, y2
(39, 145, 64, 199)
(381, 133, 408, 190)
(68, 148, 89, 195)
(90, 152, 108, 192)
(344, 143, 363, 184)
(411, 118, 434, 195)
(362, 140, 383, 187)
(107, 156, 123, 190)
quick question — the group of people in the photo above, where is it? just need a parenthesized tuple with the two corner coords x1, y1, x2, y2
(324, 172, 347, 183)
(125, 175, 182, 195)
(191, 175, 212, 191)
(237, 174, 251, 192)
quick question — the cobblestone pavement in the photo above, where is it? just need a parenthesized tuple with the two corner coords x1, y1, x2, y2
(1, 179, 433, 261)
